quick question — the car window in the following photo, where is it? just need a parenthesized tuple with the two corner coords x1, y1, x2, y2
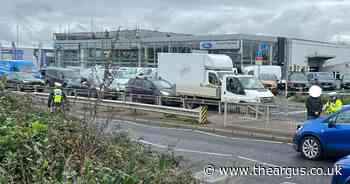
(208, 72, 219, 85)
(290, 73, 307, 81)
(226, 77, 242, 94)
(143, 80, 153, 89)
(134, 79, 143, 87)
(152, 80, 172, 89)
(307, 74, 312, 80)
(239, 77, 265, 90)
(336, 110, 350, 124)
(128, 79, 135, 85)
(343, 75, 350, 81)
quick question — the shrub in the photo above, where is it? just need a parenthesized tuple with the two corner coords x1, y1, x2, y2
(0, 94, 197, 183)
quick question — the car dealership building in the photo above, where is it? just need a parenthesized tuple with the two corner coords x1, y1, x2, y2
(53, 29, 350, 78)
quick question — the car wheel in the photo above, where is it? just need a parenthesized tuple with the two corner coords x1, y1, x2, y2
(300, 136, 322, 160)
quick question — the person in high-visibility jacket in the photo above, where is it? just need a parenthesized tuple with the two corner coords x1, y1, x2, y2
(324, 95, 343, 114)
(48, 82, 66, 112)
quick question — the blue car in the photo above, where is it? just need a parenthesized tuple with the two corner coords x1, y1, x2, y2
(332, 155, 350, 184)
(293, 105, 350, 160)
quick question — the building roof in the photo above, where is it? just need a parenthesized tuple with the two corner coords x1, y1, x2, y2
(54, 29, 192, 41)
(140, 33, 276, 43)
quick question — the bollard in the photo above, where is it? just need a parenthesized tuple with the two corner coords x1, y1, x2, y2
(182, 97, 186, 108)
(199, 106, 208, 124)
(255, 103, 259, 120)
(218, 102, 222, 115)
(265, 105, 270, 128)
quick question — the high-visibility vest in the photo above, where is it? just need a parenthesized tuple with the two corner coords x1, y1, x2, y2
(325, 99, 343, 114)
(335, 99, 343, 110)
(53, 89, 63, 104)
(325, 101, 336, 114)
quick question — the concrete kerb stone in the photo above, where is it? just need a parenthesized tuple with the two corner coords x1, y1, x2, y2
(127, 118, 293, 143)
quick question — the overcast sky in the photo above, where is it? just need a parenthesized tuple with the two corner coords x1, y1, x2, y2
(1, 0, 350, 47)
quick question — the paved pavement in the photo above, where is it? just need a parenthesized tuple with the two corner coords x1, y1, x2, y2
(104, 119, 338, 184)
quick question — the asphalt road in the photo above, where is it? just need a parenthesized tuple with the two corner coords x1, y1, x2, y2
(104, 119, 338, 184)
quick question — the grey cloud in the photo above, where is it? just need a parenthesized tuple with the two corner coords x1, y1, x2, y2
(1, 0, 350, 46)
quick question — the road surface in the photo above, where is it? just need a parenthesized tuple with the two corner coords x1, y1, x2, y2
(103, 119, 338, 184)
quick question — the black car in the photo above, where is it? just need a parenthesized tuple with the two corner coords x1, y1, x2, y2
(306, 72, 337, 90)
(41, 67, 80, 87)
(288, 72, 310, 91)
(342, 74, 350, 90)
(125, 77, 175, 104)
(6, 72, 45, 92)
(278, 72, 310, 94)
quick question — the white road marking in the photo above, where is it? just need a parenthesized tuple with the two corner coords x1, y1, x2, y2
(138, 139, 283, 168)
(195, 130, 286, 144)
(139, 138, 299, 183)
(237, 156, 282, 168)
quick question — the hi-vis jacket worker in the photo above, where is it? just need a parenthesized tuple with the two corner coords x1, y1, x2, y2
(48, 82, 66, 112)
(324, 93, 343, 114)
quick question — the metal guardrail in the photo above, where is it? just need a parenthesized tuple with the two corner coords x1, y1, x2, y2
(5, 84, 222, 111)
(13, 91, 201, 121)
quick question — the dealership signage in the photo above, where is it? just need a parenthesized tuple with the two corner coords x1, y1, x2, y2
(199, 40, 240, 50)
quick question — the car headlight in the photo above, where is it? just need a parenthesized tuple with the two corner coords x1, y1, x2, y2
(160, 91, 170, 96)
(296, 125, 303, 133)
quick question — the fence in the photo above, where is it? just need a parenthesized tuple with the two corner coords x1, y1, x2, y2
(4, 83, 221, 110)
(222, 100, 306, 131)
(6, 83, 350, 131)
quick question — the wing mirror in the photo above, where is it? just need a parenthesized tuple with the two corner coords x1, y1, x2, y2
(328, 116, 337, 128)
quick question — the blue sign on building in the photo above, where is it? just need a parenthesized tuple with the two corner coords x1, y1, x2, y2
(200, 42, 213, 49)
(259, 42, 269, 50)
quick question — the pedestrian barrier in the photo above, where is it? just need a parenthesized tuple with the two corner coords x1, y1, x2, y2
(5, 84, 222, 111)
(11, 91, 203, 123)
(199, 106, 208, 124)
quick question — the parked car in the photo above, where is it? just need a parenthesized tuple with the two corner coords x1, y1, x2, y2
(293, 105, 350, 160)
(278, 72, 310, 93)
(258, 73, 278, 95)
(332, 155, 350, 184)
(41, 67, 81, 87)
(5, 72, 45, 92)
(307, 72, 337, 91)
(82, 67, 119, 99)
(341, 74, 350, 90)
(125, 76, 176, 104)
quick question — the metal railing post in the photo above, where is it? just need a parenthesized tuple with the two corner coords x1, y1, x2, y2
(182, 97, 186, 108)
(122, 92, 126, 102)
(255, 103, 259, 120)
(224, 102, 227, 127)
(266, 105, 270, 127)
(158, 96, 162, 106)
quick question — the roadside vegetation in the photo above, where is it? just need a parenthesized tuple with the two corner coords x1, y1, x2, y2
(0, 80, 197, 183)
